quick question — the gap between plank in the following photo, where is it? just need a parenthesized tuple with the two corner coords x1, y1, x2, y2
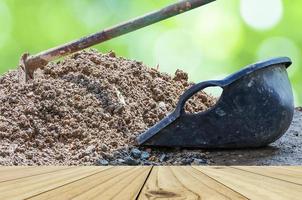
(135, 166, 154, 200)
(67, 167, 139, 199)
(182, 166, 248, 199)
(108, 167, 152, 200)
(231, 167, 302, 186)
(191, 166, 250, 200)
(25, 167, 113, 200)
(0, 167, 76, 184)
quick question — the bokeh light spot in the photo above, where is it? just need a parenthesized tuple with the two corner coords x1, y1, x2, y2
(153, 30, 202, 75)
(69, 0, 111, 29)
(240, 0, 283, 30)
(257, 37, 300, 78)
(192, 3, 243, 63)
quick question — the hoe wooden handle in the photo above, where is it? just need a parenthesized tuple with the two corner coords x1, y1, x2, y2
(20, 0, 215, 81)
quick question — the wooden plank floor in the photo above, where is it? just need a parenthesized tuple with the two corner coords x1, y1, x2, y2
(0, 167, 301, 200)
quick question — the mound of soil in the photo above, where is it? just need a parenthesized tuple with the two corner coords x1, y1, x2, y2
(0, 49, 216, 165)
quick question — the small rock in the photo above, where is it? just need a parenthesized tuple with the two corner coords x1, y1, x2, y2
(98, 159, 109, 166)
(83, 156, 90, 162)
(159, 154, 166, 162)
(100, 144, 108, 151)
(181, 158, 193, 165)
(0, 151, 8, 157)
(148, 156, 157, 162)
(113, 151, 123, 158)
(158, 101, 167, 111)
(130, 148, 141, 159)
(26, 92, 34, 98)
(192, 158, 207, 165)
(56, 154, 64, 160)
(173, 69, 188, 81)
(140, 151, 150, 160)
(142, 161, 152, 166)
(124, 156, 139, 165)
(100, 152, 113, 160)
(108, 51, 116, 57)
(145, 148, 152, 153)
(26, 152, 33, 159)
(85, 145, 95, 155)
(109, 160, 118, 165)
(117, 158, 125, 164)
(110, 141, 118, 147)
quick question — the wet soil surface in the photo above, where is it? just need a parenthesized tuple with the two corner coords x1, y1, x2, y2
(99, 109, 302, 166)
(207, 109, 302, 165)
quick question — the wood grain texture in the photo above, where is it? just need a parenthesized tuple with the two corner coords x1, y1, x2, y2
(0, 167, 103, 200)
(0, 166, 32, 171)
(234, 166, 302, 185)
(273, 166, 302, 172)
(29, 166, 151, 200)
(0, 166, 301, 200)
(195, 166, 302, 200)
(72, 166, 151, 200)
(0, 166, 70, 183)
(138, 166, 247, 200)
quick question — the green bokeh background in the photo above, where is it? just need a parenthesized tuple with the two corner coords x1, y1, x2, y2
(0, 0, 301, 105)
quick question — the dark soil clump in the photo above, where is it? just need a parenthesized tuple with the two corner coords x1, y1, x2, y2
(0, 49, 215, 165)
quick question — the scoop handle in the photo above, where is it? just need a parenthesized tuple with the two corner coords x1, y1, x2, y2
(175, 80, 222, 114)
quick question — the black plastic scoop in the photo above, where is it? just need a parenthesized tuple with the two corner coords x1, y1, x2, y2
(136, 57, 294, 148)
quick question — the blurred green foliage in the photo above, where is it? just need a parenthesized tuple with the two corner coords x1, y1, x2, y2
(0, 0, 301, 105)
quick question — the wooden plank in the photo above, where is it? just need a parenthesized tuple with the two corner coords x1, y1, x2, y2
(0, 166, 301, 199)
(138, 166, 247, 199)
(0, 166, 34, 174)
(272, 166, 302, 173)
(70, 166, 151, 200)
(233, 166, 302, 185)
(0, 166, 70, 183)
(0, 167, 105, 200)
(0, 166, 33, 171)
(195, 166, 302, 200)
(28, 167, 129, 200)
(29, 166, 147, 200)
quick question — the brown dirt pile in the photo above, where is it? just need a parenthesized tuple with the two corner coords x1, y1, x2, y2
(0, 49, 215, 165)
